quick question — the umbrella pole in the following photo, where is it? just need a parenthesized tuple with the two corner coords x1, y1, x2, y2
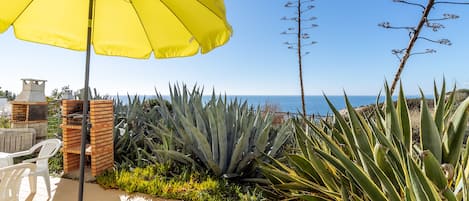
(78, 0, 94, 200)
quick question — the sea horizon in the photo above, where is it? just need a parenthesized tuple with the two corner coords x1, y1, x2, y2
(113, 95, 423, 116)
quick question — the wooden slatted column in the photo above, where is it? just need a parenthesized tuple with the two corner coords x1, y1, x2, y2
(61, 100, 114, 176)
(90, 100, 114, 176)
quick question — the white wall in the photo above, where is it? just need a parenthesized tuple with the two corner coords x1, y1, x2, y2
(0, 98, 11, 117)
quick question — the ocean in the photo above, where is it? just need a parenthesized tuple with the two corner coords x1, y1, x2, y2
(224, 95, 381, 116)
(115, 95, 387, 116)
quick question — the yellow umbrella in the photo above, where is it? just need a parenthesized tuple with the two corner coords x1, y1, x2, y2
(0, 0, 232, 200)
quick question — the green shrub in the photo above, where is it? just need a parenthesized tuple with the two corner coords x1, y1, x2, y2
(48, 151, 63, 175)
(259, 81, 469, 200)
(96, 163, 264, 201)
(0, 116, 9, 128)
(47, 99, 62, 138)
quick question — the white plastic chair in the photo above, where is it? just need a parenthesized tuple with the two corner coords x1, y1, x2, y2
(9, 139, 62, 197)
(0, 163, 36, 201)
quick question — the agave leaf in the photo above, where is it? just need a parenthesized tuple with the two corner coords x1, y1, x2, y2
(276, 182, 340, 197)
(420, 91, 442, 162)
(147, 123, 184, 146)
(289, 154, 339, 190)
(404, 187, 416, 201)
(153, 150, 196, 166)
(442, 188, 457, 201)
(178, 110, 221, 175)
(444, 85, 457, 122)
(255, 112, 271, 155)
(287, 154, 322, 184)
(235, 152, 256, 174)
(384, 82, 403, 142)
(445, 97, 469, 165)
(206, 107, 220, 167)
(324, 95, 359, 161)
(297, 195, 330, 201)
(369, 118, 407, 189)
(433, 80, 440, 104)
(421, 150, 448, 190)
(314, 148, 347, 176)
(269, 120, 292, 156)
(373, 144, 400, 190)
(339, 177, 351, 201)
(258, 165, 298, 184)
(407, 156, 440, 201)
(227, 131, 250, 173)
(434, 80, 446, 133)
(194, 101, 208, 137)
(442, 124, 456, 165)
(344, 93, 377, 182)
(313, 123, 388, 201)
(295, 119, 312, 159)
(261, 153, 294, 173)
(359, 148, 401, 201)
(216, 100, 228, 172)
(258, 166, 284, 185)
(397, 83, 412, 151)
(464, 169, 469, 201)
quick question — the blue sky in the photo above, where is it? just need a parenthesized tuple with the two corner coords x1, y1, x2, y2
(0, 0, 468, 96)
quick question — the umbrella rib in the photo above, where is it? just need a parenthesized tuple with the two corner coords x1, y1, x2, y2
(128, 2, 155, 54)
(195, 0, 228, 23)
(159, 0, 204, 51)
(9, 0, 35, 29)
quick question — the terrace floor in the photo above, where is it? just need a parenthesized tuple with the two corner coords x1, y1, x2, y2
(18, 176, 176, 201)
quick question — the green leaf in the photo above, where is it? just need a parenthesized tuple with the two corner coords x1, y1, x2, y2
(384, 82, 403, 142)
(407, 156, 440, 201)
(360, 149, 401, 201)
(324, 95, 358, 161)
(397, 83, 412, 151)
(313, 124, 388, 201)
(344, 93, 378, 183)
(289, 154, 339, 190)
(433, 79, 446, 134)
(421, 150, 447, 190)
(373, 144, 400, 189)
(445, 97, 469, 166)
(419, 92, 442, 162)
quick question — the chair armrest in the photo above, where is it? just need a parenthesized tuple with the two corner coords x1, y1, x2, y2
(9, 150, 34, 158)
(22, 156, 51, 163)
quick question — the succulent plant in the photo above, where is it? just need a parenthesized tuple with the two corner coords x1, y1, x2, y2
(259, 81, 469, 200)
(150, 84, 293, 178)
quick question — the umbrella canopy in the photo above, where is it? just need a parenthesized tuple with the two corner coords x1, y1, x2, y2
(0, 1, 232, 200)
(0, 0, 232, 58)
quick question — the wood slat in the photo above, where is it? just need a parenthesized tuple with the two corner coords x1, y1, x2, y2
(90, 124, 113, 132)
(91, 136, 113, 143)
(62, 99, 114, 176)
(61, 124, 82, 130)
(10, 101, 48, 105)
(90, 112, 113, 116)
(90, 129, 113, 135)
(90, 114, 113, 119)
(62, 145, 92, 155)
(90, 118, 114, 124)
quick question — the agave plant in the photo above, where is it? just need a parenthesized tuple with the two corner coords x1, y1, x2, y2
(113, 95, 180, 168)
(150, 84, 293, 178)
(259, 81, 469, 200)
